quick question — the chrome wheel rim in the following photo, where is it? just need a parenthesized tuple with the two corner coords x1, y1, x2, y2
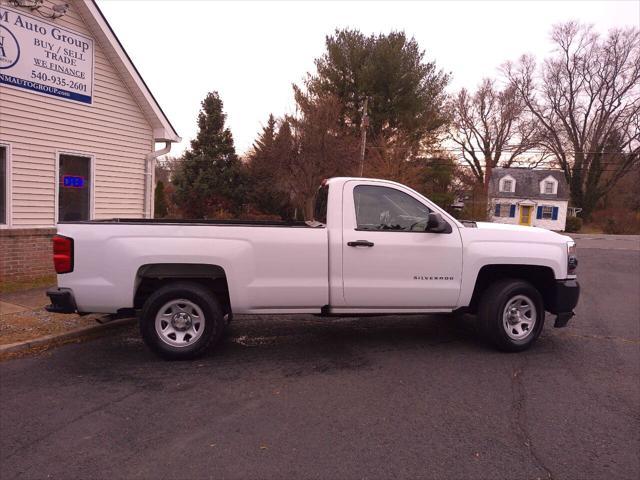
(502, 295, 537, 341)
(155, 299, 205, 348)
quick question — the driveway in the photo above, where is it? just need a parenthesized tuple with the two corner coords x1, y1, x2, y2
(1, 236, 638, 479)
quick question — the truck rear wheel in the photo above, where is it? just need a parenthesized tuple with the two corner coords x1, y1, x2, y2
(478, 279, 545, 352)
(140, 281, 225, 360)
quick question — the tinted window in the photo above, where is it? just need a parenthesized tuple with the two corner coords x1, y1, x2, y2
(59, 154, 90, 221)
(0, 147, 5, 224)
(354, 185, 431, 231)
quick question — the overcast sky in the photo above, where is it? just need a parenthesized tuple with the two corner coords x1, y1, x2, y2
(97, 0, 639, 157)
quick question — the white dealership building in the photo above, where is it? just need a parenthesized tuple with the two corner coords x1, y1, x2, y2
(0, 0, 179, 281)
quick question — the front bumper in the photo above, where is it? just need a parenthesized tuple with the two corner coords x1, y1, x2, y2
(45, 287, 77, 314)
(547, 279, 580, 328)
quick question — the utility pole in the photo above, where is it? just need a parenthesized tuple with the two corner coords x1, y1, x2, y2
(359, 97, 369, 177)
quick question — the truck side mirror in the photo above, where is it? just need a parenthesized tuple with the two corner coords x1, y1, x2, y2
(426, 212, 450, 233)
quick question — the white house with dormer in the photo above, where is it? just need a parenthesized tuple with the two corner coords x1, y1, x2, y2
(488, 168, 570, 231)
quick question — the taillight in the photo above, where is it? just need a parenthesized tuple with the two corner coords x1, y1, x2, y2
(53, 235, 74, 274)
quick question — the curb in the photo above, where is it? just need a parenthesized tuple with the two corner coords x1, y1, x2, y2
(0, 317, 136, 356)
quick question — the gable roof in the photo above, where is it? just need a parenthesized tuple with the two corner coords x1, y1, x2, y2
(74, 0, 180, 143)
(489, 168, 570, 201)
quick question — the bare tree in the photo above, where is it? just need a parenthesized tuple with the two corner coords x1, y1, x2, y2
(450, 78, 541, 190)
(155, 155, 182, 184)
(504, 22, 640, 218)
(282, 87, 360, 219)
(363, 131, 423, 185)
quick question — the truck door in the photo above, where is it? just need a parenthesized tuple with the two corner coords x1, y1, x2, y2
(341, 181, 463, 309)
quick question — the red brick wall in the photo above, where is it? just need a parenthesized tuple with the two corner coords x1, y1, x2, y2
(0, 228, 57, 283)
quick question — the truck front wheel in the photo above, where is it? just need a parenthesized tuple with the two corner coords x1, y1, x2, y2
(478, 279, 545, 352)
(140, 281, 225, 360)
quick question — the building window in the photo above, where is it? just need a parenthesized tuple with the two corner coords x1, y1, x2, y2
(495, 203, 515, 218)
(544, 181, 555, 194)
(499, 175, 516, 193)
(541, 206, 554, 219)
(58, 154, 91, 222)
(353, 185, 431, 231)
(0, 146, 6, 224)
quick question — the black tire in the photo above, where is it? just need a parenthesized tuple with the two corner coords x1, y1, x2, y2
(140, 281, 225, 360)
(478, 278, 545, 352)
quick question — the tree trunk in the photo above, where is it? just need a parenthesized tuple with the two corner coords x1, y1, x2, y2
(303, 196, 315, 221)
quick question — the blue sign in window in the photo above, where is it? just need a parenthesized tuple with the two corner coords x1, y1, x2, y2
(62, 175, 85, 188)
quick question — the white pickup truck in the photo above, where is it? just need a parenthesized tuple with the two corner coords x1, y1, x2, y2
(47, 177, 580, 359)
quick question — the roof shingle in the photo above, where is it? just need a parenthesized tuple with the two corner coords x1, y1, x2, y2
(489, 168, 570, 200)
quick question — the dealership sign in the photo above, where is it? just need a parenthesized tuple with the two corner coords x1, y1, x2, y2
(0, 6, 94, 104)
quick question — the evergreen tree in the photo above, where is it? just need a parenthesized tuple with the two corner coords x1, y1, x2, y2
(253, 114, 277, 155)
(245, 115, 293, 218)
(173, 92, 245, 218)
(415, 156, 457, 209)
(309, 29, 450, 147)
(154, 180, 168, 218)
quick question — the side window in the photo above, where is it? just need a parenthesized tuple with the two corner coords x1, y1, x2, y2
(354, 185, 431, 231)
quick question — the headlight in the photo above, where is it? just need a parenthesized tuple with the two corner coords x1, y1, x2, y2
(567, 241, 578, 275)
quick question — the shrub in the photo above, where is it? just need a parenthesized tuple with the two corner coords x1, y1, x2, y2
(564, 216, 583, 233)
(154, 181, 168, 218)
(596, 208, 640, 234)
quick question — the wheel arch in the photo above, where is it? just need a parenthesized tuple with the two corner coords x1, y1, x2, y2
(134, 263, 231, 315)
(467, 264, 556, 314)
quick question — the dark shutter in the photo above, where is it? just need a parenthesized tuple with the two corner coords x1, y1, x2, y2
(495, 204, 500, 216)
(509, 205, 516, 217)
(536, 206, 543, 219)
(552, 207, 559, 220)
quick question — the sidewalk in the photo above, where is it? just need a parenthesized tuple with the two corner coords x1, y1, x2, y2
(0, 285, 133, 354)
(0, 285, 52, 315)
(1, 285, 94, 345)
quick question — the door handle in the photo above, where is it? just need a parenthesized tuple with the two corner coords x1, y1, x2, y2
(347, 240, 375, 247)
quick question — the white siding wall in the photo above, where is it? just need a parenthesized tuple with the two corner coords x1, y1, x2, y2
(0, 0, 153, 227)
(533, 200, 568, 231)
(491, 199, 569, 231)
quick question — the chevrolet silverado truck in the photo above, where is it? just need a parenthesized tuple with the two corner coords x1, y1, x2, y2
(47, 177, 580, 359)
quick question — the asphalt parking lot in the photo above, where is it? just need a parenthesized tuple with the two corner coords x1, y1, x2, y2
(1, 235, 638, 479)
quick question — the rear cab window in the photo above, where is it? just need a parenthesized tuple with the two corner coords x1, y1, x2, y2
(313, 184, 329, 225)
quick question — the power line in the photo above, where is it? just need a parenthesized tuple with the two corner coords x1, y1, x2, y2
(158, 159, 638, 169)
(363, 145, 640, 155)
(158, 158, 639, 173)
(162, 156, 639, 169)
